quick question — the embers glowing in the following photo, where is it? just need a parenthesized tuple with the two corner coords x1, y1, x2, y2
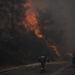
(50, 45, 61, 56)
(25, 9, 38, 27)
(44, 38, 60, 56)
(23, 0, 61, 56)
(35, 29, 43, 38)
(23, 0, 42, 38)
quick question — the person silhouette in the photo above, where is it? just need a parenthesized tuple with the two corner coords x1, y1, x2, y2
(38, 51, 49, 73)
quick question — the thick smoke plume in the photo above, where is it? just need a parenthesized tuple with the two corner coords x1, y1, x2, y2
(32, 0, 75, 56)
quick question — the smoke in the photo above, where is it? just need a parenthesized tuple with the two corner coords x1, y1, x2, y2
(32, 0, 49, 12)
(32, 0, 75, 55)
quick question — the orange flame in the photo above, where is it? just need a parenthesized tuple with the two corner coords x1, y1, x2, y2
(25, 9, 38, 26)
(35, 29, 43, 38)
(44, 38, 60, 56)
(22, 0, 43, 38)
(22, 0, 60, 56)
(49, 45, 61, 56)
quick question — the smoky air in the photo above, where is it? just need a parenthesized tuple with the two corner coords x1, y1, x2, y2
(0, 0, 75, 69)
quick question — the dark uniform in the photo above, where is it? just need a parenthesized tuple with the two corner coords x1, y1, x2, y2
(39, 51, 49, 73)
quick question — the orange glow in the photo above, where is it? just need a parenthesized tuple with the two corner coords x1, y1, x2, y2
(43, 38, 60, 56)
(23, 0, 43, 38)
(25, 9, 38, 26)
(67, 53, 73, 56)
(35, 29, 43, 38)
(22, 0, 61, 56)
(49, 45, 60, 56)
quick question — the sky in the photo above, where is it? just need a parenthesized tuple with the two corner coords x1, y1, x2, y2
(32, 0, 75, 53)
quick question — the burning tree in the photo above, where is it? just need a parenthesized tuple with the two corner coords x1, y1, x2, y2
(0, 0, 65, 66)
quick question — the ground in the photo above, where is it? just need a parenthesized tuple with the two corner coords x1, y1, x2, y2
(0, 61, 75, 75)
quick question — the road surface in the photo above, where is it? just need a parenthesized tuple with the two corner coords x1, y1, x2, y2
(0, 61, 75, 75)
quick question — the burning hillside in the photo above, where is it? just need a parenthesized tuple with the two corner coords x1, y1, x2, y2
(22, 0, 61, 56)
(0, 0, 67, 66)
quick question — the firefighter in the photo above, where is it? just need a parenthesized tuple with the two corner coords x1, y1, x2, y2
(72, 53, 75, 67)
(38, 51, 49, 73)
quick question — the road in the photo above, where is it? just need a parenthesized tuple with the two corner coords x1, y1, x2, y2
(59, 64, 75, 75)
(0, 61, 75, 75)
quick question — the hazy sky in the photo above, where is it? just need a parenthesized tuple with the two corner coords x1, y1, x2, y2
(32, 0, 75, 53)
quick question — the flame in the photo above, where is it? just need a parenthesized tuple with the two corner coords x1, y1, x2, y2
(43, 38, 60, 56)
(49, 45, 61, 56)
(26, 9, 38, 26)
(22, 0, 60, 56)
(35, 29, 43, 38)
(22, 0, 43, 38)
